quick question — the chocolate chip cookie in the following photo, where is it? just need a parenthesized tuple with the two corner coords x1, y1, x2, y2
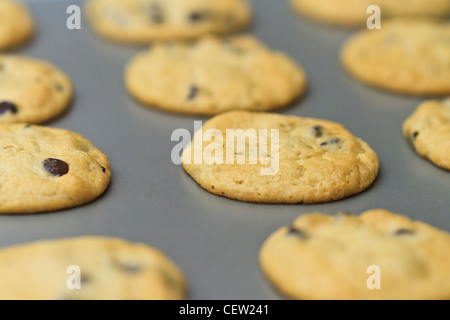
(0, 55, 72, 123)
(0, 0, 34, 50)
(290, 0, 450, 27)
(403, 99, 450, 170)
(260, 209, 450, 300)
(85, 0, 251, 43)
(0, 237, 185, 300)
(0, 124, 111, 214)
(125, 35, 307, 115)
(341, 19, 450, 96)
(181, 111, 379, 203)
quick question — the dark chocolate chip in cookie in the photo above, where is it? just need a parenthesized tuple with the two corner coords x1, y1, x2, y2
(320, 137, 341, 147)
(188, 11, 210, 23)
(187, 85, 199, 100)
(393, 229, 415, 236)
(0, 101, 18, 115)
(311, 125, 324, 138)
(149, 3, 164, 24)
(43, 158, 69, 177)
(287, 226, 308, 239)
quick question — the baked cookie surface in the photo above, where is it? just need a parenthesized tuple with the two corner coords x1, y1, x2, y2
(0, 55, 72, 123)
(125, 35, 306, 115)
(86, 0, 251, 43)
(0, 0, 34, 50)
(290, 0, 450, 26)
(181, 111, 379, 203)
(0, 124, 111, 214)
(0, 237, 185, 300)
(341, 19, 450, 96)
(260, 209, 450, 300)
(403, 100, 450, 170)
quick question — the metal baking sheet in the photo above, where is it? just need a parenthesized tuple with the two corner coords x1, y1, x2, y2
(1, 0, 448, 300)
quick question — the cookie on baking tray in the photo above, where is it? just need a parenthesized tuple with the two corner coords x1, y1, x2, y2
(0, 55, 72, 124)
(341, 19, 450, 96)
(181, 111, 379, 203)
(125, 35, 306, 115)
(0, 124, 111, 214)
(289, 0, 450, 27)
(0, 236, 186, 300)
(0, 0, 34, 50)
(85, 0, 251, 43)
(403, 99, 450, 170)
(260, 209, 450, 300)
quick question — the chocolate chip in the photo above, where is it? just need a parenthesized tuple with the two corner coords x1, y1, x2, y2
(321, 137, 341, 147)
(149, 3, 164, 24)
(311, 125, 324, 138)
(412, 131, 419, 140)
(54, 83, 64, 92)
(287, 226, 308, 239)
(187, 85, 199, 100)
(394, 229, 414, 236)
(188, 11, 210, 23)
(42, 158, 69, 177)
(100, 166, 106, 173)
(0, 101, 18, 115)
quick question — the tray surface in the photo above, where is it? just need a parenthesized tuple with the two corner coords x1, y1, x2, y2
(1, 0, 448, 299)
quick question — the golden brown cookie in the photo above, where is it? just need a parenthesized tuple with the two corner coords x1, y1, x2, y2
(341, 19, 450, 96)
(181, 111, 379, 203)
(290, 0, 450, 27)
(0, 55, 72, 123)
(403, 99, 450, 170)
(85, 0, 251, 43)
(125, 35, 306, 115)
(0, 0, 34, 50)
(0, 124, 111, 214)
(0, 237, 186, 300)
(260, 209, 450, 300)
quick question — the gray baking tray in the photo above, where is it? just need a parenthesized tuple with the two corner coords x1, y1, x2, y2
(1, 0, 448, 300)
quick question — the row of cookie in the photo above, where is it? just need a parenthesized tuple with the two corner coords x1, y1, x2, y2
(0, 98, 443, 214)
(124, 18, 450, 117)
(0, 208, 448, 299)
(0, 1, 112, 213)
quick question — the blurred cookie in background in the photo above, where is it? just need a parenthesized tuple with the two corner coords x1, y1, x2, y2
(0, 0, 34, 50)
(85, 0, 251, 43)
(125, 35, 307, 115)
(289, 0, 450, 27)
(341, 19, 450, 96)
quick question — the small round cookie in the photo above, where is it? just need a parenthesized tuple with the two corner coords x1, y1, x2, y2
(181, 111, 379, 203)
(85, 0, 251, 43)
(0, 124, 111, 214)
(125, 35, 306, 115)
(0, 237, 186, 300)
(289, 0, 450, 27)
(341, 19, 450, 96)
(0, 0, 34, 50)
(403, 99, 450, 170)
(0, 55, 72, 123)
(260, 209, 450, 300)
